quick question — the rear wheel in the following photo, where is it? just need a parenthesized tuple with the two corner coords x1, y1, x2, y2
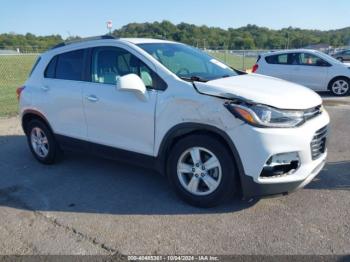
(26, 120, 59, 164)
(329, 77, 350, 96)
(167, 134, 238, 207)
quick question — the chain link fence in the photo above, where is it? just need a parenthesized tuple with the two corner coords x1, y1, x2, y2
(0, 47, 266, 117)
(0, 53, 40, 117)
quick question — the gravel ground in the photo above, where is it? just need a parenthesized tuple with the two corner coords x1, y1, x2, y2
(0, 97, 349, 256)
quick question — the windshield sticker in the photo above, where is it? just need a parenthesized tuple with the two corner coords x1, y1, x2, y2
(210, 59, 229, 69)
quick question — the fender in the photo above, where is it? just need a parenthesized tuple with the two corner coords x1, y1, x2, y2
(156, 123, 246, 187)
(21, 109, 53, 135)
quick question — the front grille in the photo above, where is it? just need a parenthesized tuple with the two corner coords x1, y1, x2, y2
(310, 125, 328, 160)
(304, 105, 322, 121)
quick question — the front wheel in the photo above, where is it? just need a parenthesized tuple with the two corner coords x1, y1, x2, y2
(167, 134, 238, 207)
(329, 77, 350, 96)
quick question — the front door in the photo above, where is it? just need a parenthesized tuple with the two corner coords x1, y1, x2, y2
(82, 46, 163, 156)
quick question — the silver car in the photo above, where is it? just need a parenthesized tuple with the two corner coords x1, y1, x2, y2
(332, 49, 350, 62)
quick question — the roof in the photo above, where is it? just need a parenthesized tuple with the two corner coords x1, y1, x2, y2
(121, 38, 176, 44)
(260, 49, 319, 56)
(50, 36, 177, 50)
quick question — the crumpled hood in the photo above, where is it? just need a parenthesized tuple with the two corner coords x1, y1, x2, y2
(194, 74, 322, 109)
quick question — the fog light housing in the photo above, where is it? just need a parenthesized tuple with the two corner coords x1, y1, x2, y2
(260, 152, 300, 178)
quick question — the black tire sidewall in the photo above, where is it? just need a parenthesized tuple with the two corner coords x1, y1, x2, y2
(26, 120, 57, 164)
(330, 77, 350, 96)
(167, 135, 238, 207)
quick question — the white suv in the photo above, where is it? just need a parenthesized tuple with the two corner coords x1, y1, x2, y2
(18, 36, 330, 207)
(253, 49, 350, 96)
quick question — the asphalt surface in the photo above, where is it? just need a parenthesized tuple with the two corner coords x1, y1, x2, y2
(0, 94, 349, 256)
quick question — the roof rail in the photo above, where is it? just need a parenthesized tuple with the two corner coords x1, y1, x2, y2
(51, 35, 117, 50)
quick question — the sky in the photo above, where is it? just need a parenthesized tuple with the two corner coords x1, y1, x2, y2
(1, 0, 349, 38)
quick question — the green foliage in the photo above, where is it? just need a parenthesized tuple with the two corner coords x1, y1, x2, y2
(0, 33, 63, 52)
(0, 22, 349, 51)
(113, 21, 350, 49)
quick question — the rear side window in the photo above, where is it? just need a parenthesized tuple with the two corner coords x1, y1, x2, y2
(56, 50, 84, 81)
(44, 49, 84, 81)
(265, 54, 288, 64)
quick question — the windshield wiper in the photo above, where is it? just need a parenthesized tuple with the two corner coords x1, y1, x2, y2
(179, 76, 208, 82)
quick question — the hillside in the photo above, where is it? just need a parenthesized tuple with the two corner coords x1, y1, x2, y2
(0, 21, 349, 51)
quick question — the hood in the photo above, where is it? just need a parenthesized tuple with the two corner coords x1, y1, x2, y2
(194, 74, 322, 110)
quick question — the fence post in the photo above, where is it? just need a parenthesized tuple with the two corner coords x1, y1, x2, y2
(242, 51, 245, 70)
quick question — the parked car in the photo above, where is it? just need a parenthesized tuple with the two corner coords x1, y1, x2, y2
(18, 36, 329, 207)
(253, 49, 350, 96)
(332, 49, 350, 62)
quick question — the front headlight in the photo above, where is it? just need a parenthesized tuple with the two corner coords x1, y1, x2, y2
(225, 102, 305, 128)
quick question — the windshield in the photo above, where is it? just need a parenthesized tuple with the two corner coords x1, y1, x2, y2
(137, 43, 237, 82)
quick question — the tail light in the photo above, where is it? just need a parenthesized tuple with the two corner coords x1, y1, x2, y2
(252, 64, 259, 73)
(16, 86, 25, 100)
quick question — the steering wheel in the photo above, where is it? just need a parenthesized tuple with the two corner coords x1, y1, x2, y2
(176, 67, 190, 76)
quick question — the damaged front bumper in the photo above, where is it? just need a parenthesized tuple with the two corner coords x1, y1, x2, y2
(226, 109, 330, 198)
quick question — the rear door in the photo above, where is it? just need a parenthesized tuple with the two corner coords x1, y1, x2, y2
(35, 49, 88, 140)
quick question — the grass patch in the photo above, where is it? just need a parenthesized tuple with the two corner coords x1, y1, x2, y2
(0, 54, 38, 117)
(206, 51, 257, 70)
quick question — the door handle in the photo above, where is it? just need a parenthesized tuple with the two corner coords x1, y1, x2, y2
(87, 95, 99, 102)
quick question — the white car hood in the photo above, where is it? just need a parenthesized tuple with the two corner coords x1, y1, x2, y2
(194, 74, 322, 110)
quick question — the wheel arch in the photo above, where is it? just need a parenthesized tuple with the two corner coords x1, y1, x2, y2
(327, 75, 350, 90)
(21, 110, 54, 136)
(157, 123, 246, 189)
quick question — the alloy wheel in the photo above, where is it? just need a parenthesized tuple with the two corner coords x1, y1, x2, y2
(30, 127, 49, 158)
(177, 147, 222, 196)
(332, 80, 349, 95)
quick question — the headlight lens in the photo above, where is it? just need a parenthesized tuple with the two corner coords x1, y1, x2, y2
(225, 103, 305, 128)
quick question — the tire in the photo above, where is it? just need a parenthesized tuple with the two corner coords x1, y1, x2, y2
(167, 134, 238, 207)
(329, 77, 350, 96)
(26, 119, 60, 164)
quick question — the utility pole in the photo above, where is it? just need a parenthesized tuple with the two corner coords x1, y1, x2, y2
(106, 20, 113, 35)
(285, 31, 290, 49)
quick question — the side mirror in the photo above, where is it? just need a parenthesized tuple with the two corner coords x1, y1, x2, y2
(116, 74, 148, 101)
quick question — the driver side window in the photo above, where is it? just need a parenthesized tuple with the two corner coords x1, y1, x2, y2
(91, 47, 167, 90)
(298, 53, 328, 66)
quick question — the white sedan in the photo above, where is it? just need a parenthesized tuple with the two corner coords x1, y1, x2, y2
(253, 49, 350, 96)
